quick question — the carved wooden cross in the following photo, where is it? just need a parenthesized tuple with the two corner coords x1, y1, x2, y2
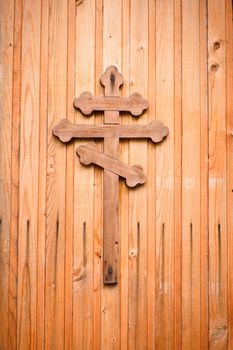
(53, 66, 169, 284)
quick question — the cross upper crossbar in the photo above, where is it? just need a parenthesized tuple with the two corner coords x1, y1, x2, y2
(73, 91, 148, 116)
(53, 66, 169, 284)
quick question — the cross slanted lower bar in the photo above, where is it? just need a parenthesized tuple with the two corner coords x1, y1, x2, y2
(53, 66, 169, 284)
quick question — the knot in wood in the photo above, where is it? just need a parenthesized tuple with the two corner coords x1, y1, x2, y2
(213, 40, 221, 50)
(129, 248, 137, 258)
(209, 62, 219, 73)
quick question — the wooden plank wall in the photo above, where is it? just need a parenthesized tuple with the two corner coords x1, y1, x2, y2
(0, 0, 233, 349)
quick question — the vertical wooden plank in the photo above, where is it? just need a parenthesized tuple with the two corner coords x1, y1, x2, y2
(45, 0, 67, 347)
(101, 0, 121, 348)
(200, 1, 209, 348)
(73, 0, 95, 348)
(147, 0, 156, 348)
(0, 0, 14, 348)
(37, 0, 49, 348)
(93, 0, 103, 348)
(65, 0, 75, 349)
(226, 0, 233, 348)
(155, 0, 175, 348)
(17, 0, 41, 348)
(182, 0, 207, 348)
(120, 0, 130, 347)
(102, 66, 121, 284)
(128, 0, 148, 348)
(8, 1, 22, 348)
(174, 0, 182, 348)
(208, 0, 228, 348)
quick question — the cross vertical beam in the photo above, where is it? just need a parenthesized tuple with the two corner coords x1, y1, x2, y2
(100, 66, 123, 284)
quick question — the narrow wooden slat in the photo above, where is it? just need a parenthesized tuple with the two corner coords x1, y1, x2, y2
(174, 0, 182, 348)
(101, 0, 121, 346)
(0, 0, 14, 348)
(208, 0, 228, 348)
(37, 0, 49, 347)
(200, 1, 209, 348)
(182, 0, 202, 348)
(120, 0, 130, 347)
(128, 0, 148, 348)
(93, 0, 103, 347)
(147, 0, 156, 348)
(226, 1, 233, 348)
(65, 0, 76, 348)
(72, 0, 95, 347)
(17, 0, 41, 347)
(45, 0, 67, 347)
(101, 65, 123, 284)
(155, 0, 175, 347)
(8, 1, 22, 348)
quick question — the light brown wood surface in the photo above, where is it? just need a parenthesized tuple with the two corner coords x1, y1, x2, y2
(74, 91, 148, 116)
(0, 1, 14, 348)
(77, 143, 146, 187)
(182, 1, 208, 348)
(53, 118, 169, 143)
(208, 1, 228, 348)
(1, 0, 233, 349)
(101, 7, 121, 343)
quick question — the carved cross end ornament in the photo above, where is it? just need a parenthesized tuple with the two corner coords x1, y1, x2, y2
(53, 66, 169, 284)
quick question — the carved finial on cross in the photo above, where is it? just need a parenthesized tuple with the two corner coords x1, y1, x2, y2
(53, 66, 169, 284)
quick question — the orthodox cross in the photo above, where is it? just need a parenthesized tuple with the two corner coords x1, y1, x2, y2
(53, 66, 169, 284)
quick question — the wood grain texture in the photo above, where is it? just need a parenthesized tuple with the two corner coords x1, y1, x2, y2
(147, 0, 156, 348)
(37, 0, 49, 348)
(174, 0, 182, 348)
(93, 0, 103, 347)
(0, 1, 233, 348)
(200, 1, 209, 348)
(208, 1, 228, 348)
(155, 0, 175, 347)
(182, 1, 207, 348)
(101, 0, 121, 347)
(128, 0, 149, 348)
(120, 1, 130, 347)
(0, 0, 14, 348)
(53, 118, 169, 143)
(73, 0, 95, 348)
(64, 0, 75, 348)
(17, 0, 41, 348)
(74, 91, 148, 116)
(77, 143, 146, 187)
(45, 0, 67, 348)
(226, 1, 233, 349)
(8, 1, 23, 348)
(101, 65, 123, 285)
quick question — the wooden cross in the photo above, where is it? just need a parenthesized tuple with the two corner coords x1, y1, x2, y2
(53, 66, 169, 284)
